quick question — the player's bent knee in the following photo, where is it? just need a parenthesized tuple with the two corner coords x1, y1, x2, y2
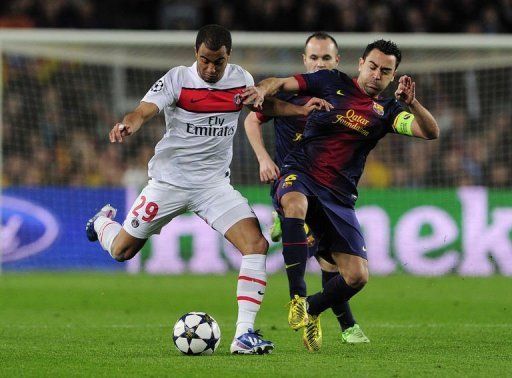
(244, 236, 269, 255)
(281, 193, 307, 219)
(343, 270, 369, 288)
(110, 241, 143, 262)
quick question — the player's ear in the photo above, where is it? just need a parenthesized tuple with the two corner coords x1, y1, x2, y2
(358, 57, 364, 72)
(302, 53, 307, 65)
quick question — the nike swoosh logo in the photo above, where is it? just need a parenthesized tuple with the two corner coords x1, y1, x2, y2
(258, 290, 265, 296)
(285, 262, 301, 269)
(190, 97, 208, 103)
(336, 90, 345, 96)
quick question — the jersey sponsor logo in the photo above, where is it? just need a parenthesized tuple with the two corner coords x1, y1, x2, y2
(151, 79, 164, 92)
(177, 87, 245, 113)
(336, 89, 345, 96)
(372, 101, 384, 116)
(185, 116, 235, 137)
(186, 123, 235, 137)
(1, 196, 59, 262)
(333, 109, 371, 136)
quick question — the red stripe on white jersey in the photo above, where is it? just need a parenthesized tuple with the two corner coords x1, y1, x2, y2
(237, 296, 262, 305)
(177, 86, 245, 113)
(238, 275, 267, 286)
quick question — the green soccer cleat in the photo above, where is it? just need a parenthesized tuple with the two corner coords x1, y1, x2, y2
(270, 211, 282, 242)
(302, 314, 322, 352)
(341, 324, 370, 344)
(287, 295, 309, 330)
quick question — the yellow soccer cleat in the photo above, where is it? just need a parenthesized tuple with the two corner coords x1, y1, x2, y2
(287, 295, 309, 330)
(302, 314, 322, 352)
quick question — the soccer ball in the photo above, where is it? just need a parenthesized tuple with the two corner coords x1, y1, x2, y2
(172, 312, 221, 355)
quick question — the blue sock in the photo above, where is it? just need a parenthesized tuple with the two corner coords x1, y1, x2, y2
(321, 270, 356, 330)
(282, 217, 308, 298)
(307, 274, 361, 316)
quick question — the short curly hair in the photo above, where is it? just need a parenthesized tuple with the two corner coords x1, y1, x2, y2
(196, 24, 232, 54)
(362, 40, 402, 69)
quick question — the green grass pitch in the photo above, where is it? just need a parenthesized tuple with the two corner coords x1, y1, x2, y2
(1, 273, 512, 377)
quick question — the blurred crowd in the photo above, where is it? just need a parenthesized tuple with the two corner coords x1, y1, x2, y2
(2, 55, 511, 189)
(1, 0, 511, 189)
(0, 0, 511, 33)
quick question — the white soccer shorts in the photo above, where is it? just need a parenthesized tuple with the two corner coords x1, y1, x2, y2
(123, 179, 256, 239)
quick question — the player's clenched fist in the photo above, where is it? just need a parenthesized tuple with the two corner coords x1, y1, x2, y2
(395, 75, 416, 105)
(109, 123, 132, 143)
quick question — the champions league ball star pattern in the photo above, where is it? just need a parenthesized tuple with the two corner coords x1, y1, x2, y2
(173, 312, 221, 355)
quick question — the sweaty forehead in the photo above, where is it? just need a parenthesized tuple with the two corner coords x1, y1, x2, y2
(365, 49, 396, 69)
(305, 39, 337, 56)
(198, 43, 229, 60)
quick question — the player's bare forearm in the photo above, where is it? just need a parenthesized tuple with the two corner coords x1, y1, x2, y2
(260, 97, 306, 117)
(244, 112, 280, 182)
(110, 101, 158, 143)
(242, 77, 299, 108)
(409, 99, 440, 140)
(259, 97, 333, 117)
(258, 77, 299, 97)
(244, 112, 270, 162)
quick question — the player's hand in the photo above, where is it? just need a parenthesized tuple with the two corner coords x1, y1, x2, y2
(395, 75, 416, 105)
(303, 97, 333, 115)
(259, 157, 280, 184)
(109, 123, 133, 143)
(241, 86, 265, 109)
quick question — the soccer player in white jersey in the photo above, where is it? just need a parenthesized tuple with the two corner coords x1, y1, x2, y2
(85, 24, 327, 355)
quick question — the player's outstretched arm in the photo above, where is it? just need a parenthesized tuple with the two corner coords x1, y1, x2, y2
(258, 97, 333, 117)
(244, 112, 280, 183)
(109, 101, 159, 143)
(241, 77, 300, 109)
(395, 75, 439, 140)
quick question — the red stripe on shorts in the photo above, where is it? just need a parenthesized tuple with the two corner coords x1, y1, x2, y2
(238, 275, 267, 286)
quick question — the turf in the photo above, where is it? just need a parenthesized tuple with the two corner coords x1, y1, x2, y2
(1, 273, 511, 377)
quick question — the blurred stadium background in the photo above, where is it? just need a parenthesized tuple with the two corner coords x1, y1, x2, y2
(1, 0, 511, 275)
(1, 0, 512, 375)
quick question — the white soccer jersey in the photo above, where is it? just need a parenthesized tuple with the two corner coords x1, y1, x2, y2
(141, 62, 254, 187)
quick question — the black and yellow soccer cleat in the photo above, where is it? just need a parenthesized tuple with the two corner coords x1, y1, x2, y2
(302, 314, 322, 352)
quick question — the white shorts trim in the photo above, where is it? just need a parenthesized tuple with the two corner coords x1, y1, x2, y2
(211, 203, 257, 235)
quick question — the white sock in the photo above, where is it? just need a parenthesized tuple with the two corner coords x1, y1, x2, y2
(94, 216, 122, 258)
(235, 254, 267, 338)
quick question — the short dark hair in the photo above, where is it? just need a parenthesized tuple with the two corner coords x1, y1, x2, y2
(305, 32, 339, 53)
(195, 24, 232, 54)
(362, 39, 402, 69)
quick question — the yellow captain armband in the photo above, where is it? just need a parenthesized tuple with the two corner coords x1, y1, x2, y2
(392, 111, 415, 136)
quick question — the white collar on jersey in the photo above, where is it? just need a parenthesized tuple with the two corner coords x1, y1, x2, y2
(191, 61, 232, 87)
